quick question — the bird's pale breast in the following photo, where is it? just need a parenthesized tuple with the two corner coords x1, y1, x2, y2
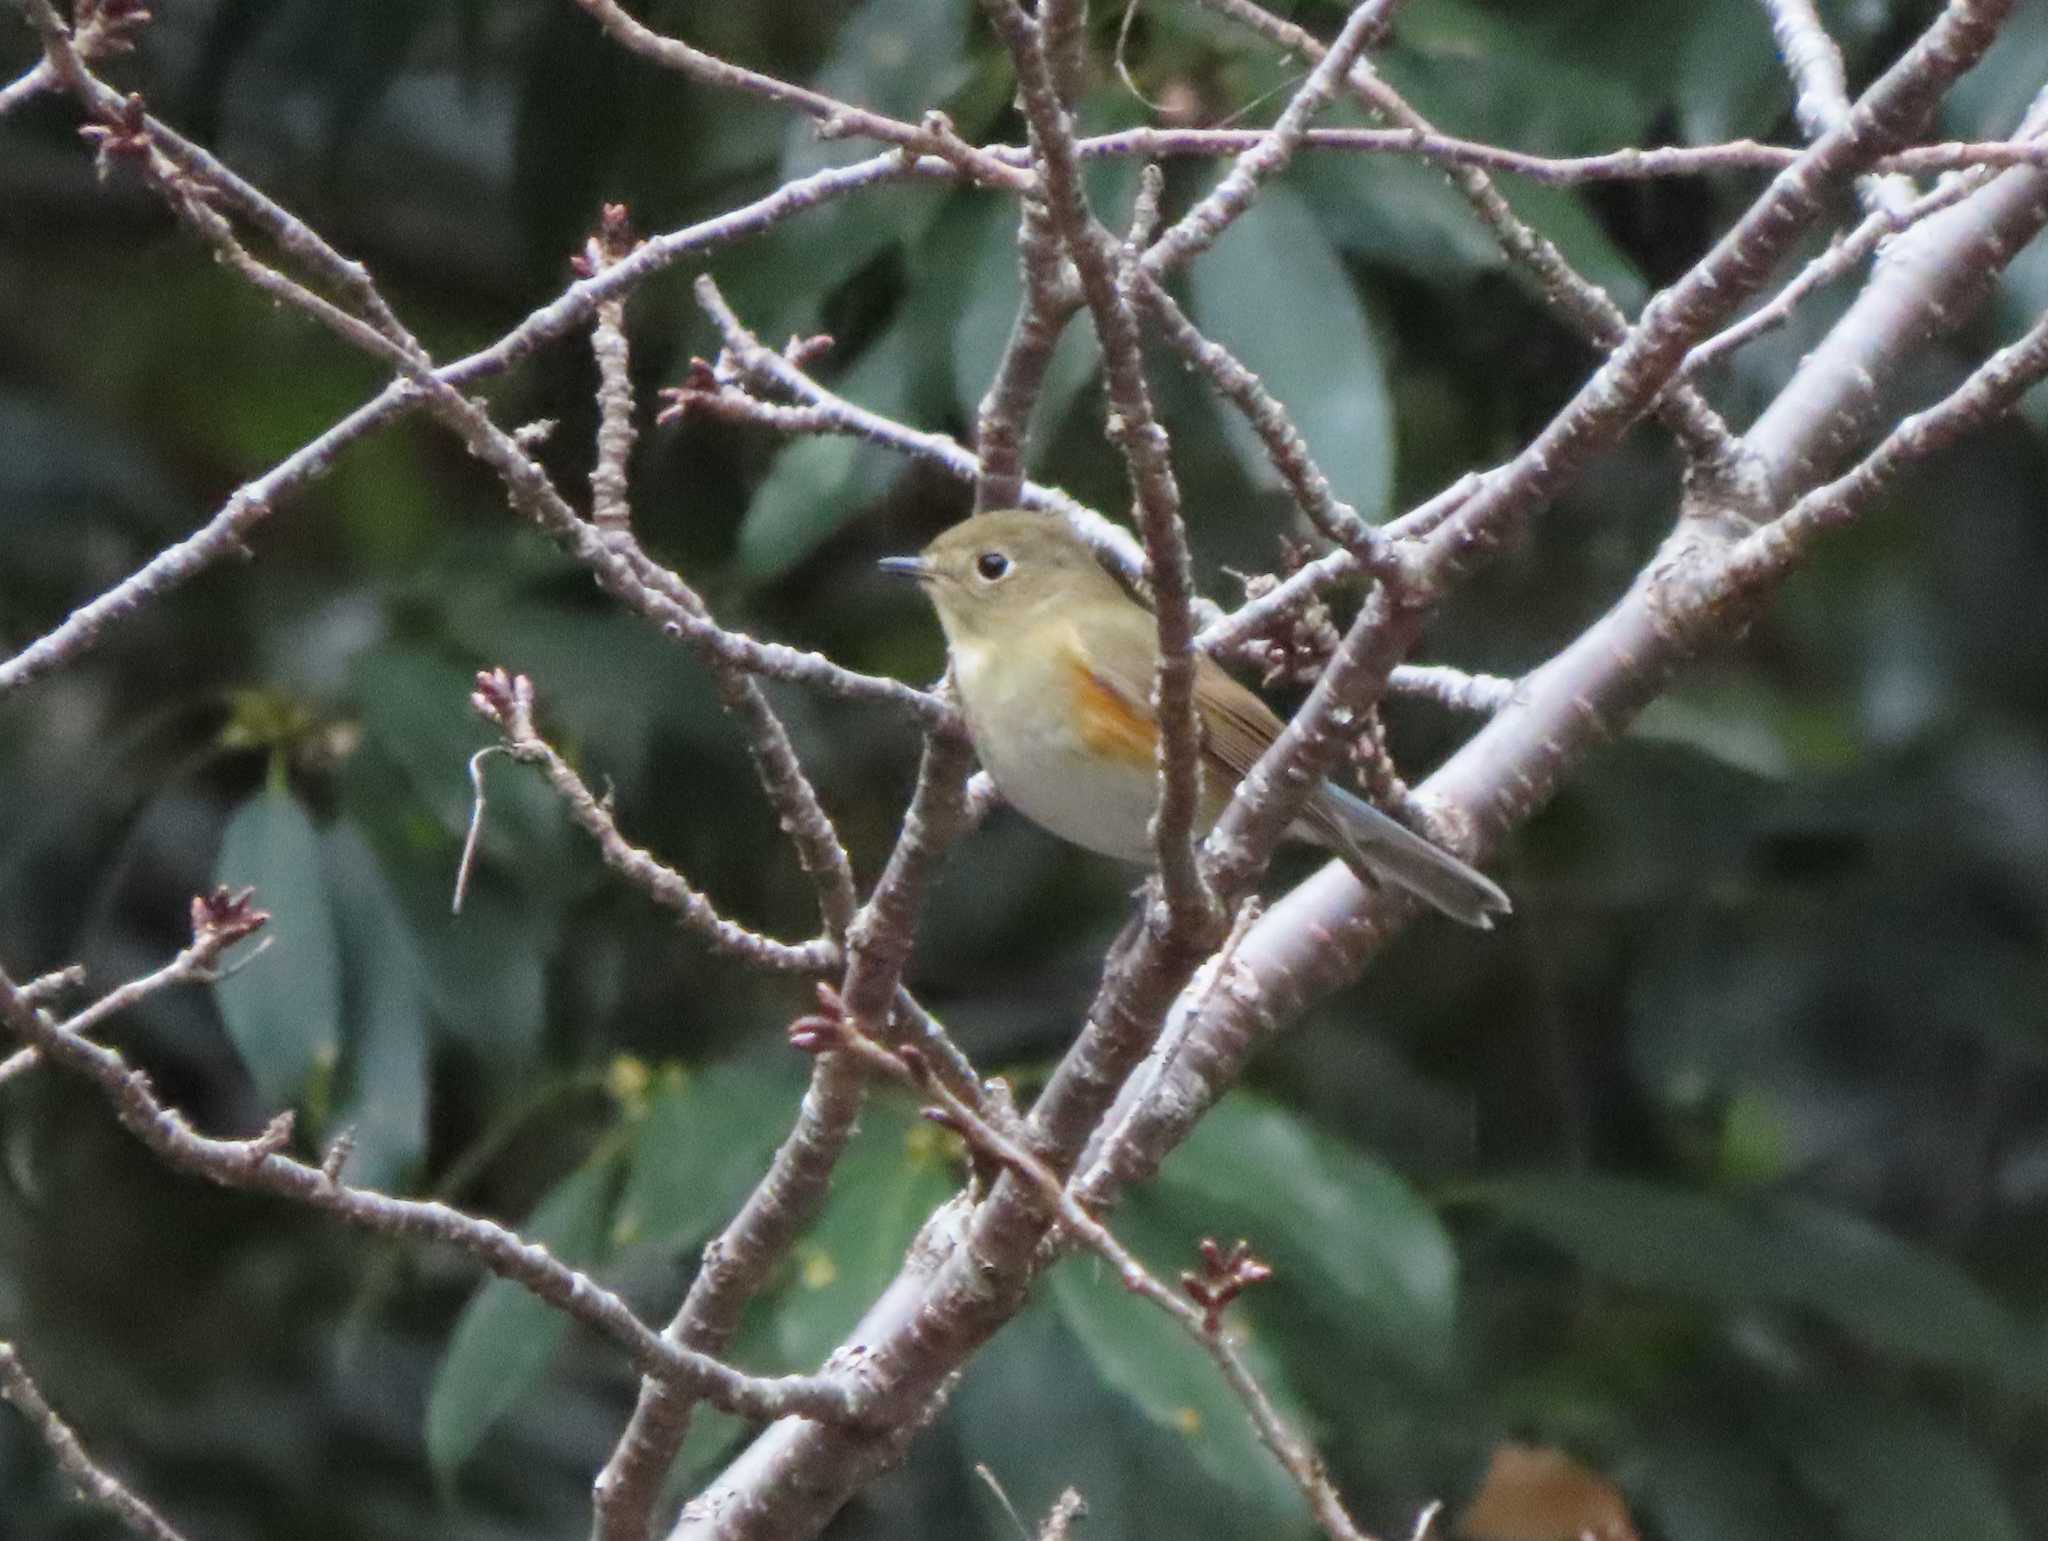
(950, 626, 1202, 863)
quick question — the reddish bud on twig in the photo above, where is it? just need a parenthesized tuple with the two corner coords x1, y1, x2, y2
(190, 885, 269, 948)
(470, 668, 532, 729)
(918, 1105, 964, 1135)
(787, 983, 851, 1054)
(572, 202, 641, 278)
(655, 359, 726, 424)
(894, 1042, 935, 1089)
(1180, 1237, 1274, 1334)
(599, 202, 635, 257)
(78, 93, 151, 180)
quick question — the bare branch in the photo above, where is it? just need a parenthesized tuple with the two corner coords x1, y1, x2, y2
(0, 57, 57, 117)
(1680, 166, 2001, 377)
(1071, 124, 2048, 182)
(974, 196, 1083, 512)
(981, 0, 1216, 934)
(472, 671, 837, 973)
(585, 204, 641, 537)
(566, 0, 1029, 190)
(1193, 0, 1755, 487)
(0, 146, 930, 700)
(590, 1047, 872, 1541)
(0, 937, 853, 1427)
(810, 1019, 1372, 1541)
(1386, 664, 1519, 716)
(1143, 0, 1404, 277)
(1135, 274, 1398, 575)
(1196, 475, 1485, 661)
(1036, 1488, 1088, 1541)
(687, 276, 1166, 596)
(0, 1341, 194, 1541)
(1726, 302, 2048, 587)
(1761, 0, 1921, 216)
(1082, 0, 2040, 1229)
(0, 947, 213, 1090)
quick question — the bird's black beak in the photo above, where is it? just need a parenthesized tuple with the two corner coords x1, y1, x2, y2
(877, 555, 932, 582)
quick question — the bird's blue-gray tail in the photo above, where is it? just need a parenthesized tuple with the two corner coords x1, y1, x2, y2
(1308, 783, 1511, 929)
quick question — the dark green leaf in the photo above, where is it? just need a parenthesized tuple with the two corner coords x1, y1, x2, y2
(426, 1154, 621, 1483)
(1674, 0, 1791, 144)
(612, 1056, 807, 1258)
(1188, 185, 1395, 522)
(1387, 1, 1653, 155)
(1462, 1177, 2039, 1392)
(1634, 1426, 1823, 1541)
(1771, 1393, 2027, 1541)
(213, 785, 343, 1107)
(1298, 154, 1509, 287)
(323, 826, 429, 1192)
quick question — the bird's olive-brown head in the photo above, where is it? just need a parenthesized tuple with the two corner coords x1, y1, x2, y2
(878, 511, 1130, 648)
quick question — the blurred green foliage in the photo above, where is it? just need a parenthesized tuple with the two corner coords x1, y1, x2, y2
(3, 2, 2048, 1538)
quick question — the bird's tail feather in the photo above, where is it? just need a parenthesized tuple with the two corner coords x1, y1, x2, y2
(1309, 784, 1510, 929)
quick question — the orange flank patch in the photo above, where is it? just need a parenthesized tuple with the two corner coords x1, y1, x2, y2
(1067, 655, 1157, 768)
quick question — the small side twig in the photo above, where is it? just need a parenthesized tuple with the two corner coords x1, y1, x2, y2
(567, 0, 1029, 190)
(471, 671, 838, 974)
(581, 202, 641, 537)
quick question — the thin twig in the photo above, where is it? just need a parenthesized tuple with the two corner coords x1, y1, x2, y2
(1681, 164, 2003, 378)
(1385, 664, 1518, 716)
(567, 0, 1029, 190)
(1761, 0, 1920, 216)
(687, 275, 1166, 608)
(982, 0, 1216, 935)
(1143, 0, 1406, 277)
(817, 1022, 1372, 1541)
(1723, 302, 2048, 588)
(1135, 275, 1397, 574)
(1195, 475, 1485, 660)
(585, 204, 640, 537)
(472, 672, 838, 973)
(38, 60, 952, 768)
(1064, 125, 2048, 182)
(974, 196, 1083, 512)
(0, 57, 57, 116)
(0, 147, 932, 700)
(0, 1341, 195, 1541)
(0, 935, 854, 1427)
(1193, 0, 1754, 487)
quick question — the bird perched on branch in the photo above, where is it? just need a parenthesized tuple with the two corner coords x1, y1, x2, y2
(881, 511, 1509, 928)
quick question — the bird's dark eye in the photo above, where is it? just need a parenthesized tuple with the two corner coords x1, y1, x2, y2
(975, 550, 1011, 581)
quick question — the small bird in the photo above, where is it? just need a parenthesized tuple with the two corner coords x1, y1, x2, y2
(880, 511, 1510, 928)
